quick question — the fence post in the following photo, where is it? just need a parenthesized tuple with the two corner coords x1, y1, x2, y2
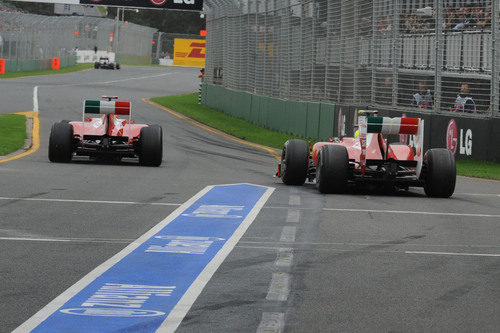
(491, 0, 498, 117)
(434, 0, 443, 113)
(371, 0, 378, 106)
(391, 0, 400, 108)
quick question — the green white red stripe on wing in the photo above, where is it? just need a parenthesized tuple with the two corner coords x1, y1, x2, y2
(84, 100, 131, 115)
(366, 117, 419, 135)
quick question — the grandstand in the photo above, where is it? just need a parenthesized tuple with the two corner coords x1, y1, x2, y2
(202, 0, 499, 118)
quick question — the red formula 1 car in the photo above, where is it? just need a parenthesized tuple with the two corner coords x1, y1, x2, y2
(277, 110, 456, 197)
(48, 96, 163, 166)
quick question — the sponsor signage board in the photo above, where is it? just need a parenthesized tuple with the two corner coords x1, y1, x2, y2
(173, 38, 206, 67)
(11, 0, 203, 10)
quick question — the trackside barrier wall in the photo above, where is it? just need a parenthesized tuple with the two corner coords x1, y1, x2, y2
(202, 83, 336, 141)
(202, 84, 499, 162)
(334, 105, 500, 163)
(3, 56, 76, 72)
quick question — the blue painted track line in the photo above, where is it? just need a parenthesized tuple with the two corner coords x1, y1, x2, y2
(15, 183, 275, 333)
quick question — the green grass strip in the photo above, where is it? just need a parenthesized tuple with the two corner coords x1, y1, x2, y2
(151, 93, 304, 150)
(456, 160, 500, 180)
(0, 114, 26, 156)
(151, 93, 500, 180)
(0, 63, 93, 79)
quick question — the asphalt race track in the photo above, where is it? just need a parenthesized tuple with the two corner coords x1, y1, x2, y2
(0, 66, 499, 332)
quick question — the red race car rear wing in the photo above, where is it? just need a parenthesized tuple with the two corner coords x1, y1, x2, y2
(358, 116, 424, 178)
(82, 99, 132, 139)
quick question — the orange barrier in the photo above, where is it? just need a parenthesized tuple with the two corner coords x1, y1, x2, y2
(52, 57, 60, 70)
(0, 59, 5, 74)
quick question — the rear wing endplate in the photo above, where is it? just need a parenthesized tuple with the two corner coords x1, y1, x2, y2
(359, 116, 424, 177)
(82, 99, 132, 138)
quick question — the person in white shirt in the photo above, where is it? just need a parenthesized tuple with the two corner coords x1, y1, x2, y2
(411, 81, 433, 109)
(453, 83, 476, 113)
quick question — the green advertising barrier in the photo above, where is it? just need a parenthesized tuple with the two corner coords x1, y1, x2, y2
(202, 83, 336, 142)
(4, 56, 77, 72)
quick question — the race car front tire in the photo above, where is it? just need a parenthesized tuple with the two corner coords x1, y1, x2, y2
(139, 125, 163, 167)
(422, 148, 456, 198)
(116, 63, 121, 70)
(48, 122, 74, 163)
(316, 145, 349, 194)
(281, 139, 309, 185)
(94, 63, 100, 69)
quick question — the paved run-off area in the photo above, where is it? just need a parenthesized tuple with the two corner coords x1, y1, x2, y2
(0, 66, 499, 332)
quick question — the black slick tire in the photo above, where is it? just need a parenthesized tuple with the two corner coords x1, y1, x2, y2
(48, 122, 74, 163)
(116, 63, 121, 70)
(316, 145, 349, 194)
(422, 148, 456, 198)
(281, 139, 309, 185)
(139, 125, 163, 167)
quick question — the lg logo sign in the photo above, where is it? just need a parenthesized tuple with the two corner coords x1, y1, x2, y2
(446, 119, 472, 156)
(150, 0, 198, 7)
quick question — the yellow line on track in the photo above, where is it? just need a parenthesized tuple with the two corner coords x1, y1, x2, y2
(0, 111, 40, 163)
(143, 98, 281, 161)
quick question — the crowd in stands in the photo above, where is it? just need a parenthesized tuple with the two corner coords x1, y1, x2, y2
(0, 0, 22, 13)
(375, 3, 493, 34)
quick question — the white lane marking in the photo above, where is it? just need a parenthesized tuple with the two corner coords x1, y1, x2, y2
(240, 240, 500, 248)
(0, 196, 181, 206)
(13, 186, 213, 333)
(274, 248, 293, 268)
(237, 245, 500, 257)
(0, 236, 132, 244)
(33, 86, 39, 112)
(288, 195, 301, 206)
(456, 193, 500, 198)
(323, 208, 500, 218)
(158, 186, 275, 333)
(96, 73, 174, 85)
(266, 273, 290, 301)
(286, 209, 300, 223)
(406, 251, 500, 257)
(279, 226, 296, 243)
(256, 312, 285, 333)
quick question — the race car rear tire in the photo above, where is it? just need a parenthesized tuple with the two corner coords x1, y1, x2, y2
(116, 63, 121, 70)
(316, 145, 349, 194)
(281, 139, 309, 185)
(48, 122, 73, 163)
(422, 148, 456, 198)
(94, 63, 99, 69)
(139, 125, 163, 167)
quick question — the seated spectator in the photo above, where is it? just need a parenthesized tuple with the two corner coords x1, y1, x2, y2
(453, 83, 476, 113)
(411, 81, 433, 109)
(476, 5, 491, 30)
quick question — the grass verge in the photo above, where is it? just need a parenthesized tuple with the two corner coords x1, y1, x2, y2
(151, 93, 500, 180)
(0, 63, 93, 79)
(0, 114, 26, 155)
(456, 160, 500, 180)
(151, 93, 303, 150)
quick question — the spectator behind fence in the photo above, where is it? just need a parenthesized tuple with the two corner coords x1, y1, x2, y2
(453, 83, 476, 113)
(411, 81, 433, 109)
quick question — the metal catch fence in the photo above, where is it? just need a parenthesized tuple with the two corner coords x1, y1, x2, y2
(204, 0, 500, 118)
(0, 8, 157, 70)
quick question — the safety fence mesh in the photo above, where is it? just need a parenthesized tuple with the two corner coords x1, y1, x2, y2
(204, 0, 500, 117)
(0, 9, 156, 70)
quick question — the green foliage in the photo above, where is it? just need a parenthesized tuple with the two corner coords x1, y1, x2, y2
(107, 8, 205, 34)
(0, 114, 26, 156)
(151, 94, 304, 150)
(0, 63, 92, 79)
(456, 160, 500, 180)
